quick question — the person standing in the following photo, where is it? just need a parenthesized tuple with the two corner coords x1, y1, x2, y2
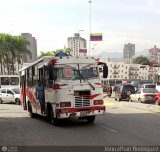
(108, 84, 112, 97)
(36, 80, 45, 114)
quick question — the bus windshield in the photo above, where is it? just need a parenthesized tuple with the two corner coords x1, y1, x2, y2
(54, 64, 98, 80)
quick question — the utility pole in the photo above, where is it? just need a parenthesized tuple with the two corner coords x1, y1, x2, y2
(89, 0, 92, 56)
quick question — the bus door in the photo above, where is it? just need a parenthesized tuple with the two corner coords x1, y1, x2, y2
(21, 72, 27, 110)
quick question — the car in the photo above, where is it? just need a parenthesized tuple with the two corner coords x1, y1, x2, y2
(0, 88, 20, 105)
(129, 88, 159, 103)
(115, 83, 135, 101)
(138, 83, 156, 89)
(154, 93, 160, 105)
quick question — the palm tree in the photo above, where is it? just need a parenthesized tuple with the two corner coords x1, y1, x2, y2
(0, 33, 31, 74)
(15, 36, 31, 70)
(0, 33, 6, 74)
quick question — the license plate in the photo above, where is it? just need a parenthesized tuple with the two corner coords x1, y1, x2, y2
(80, 111, 87, 117)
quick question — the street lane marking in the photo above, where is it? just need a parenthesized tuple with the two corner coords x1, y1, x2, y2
(120, 102, 122, 108)
(95, 123, 118, 133)
(104, 102, 115, 106)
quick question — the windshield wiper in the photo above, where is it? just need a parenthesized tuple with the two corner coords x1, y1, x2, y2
(78, 70, 95, 90)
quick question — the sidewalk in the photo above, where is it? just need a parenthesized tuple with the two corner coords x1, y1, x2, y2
(103, 97, 160, 113)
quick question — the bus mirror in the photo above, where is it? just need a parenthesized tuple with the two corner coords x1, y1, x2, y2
(103, 64, 108, 78)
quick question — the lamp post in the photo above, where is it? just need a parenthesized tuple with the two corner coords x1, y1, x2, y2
(89, 0, 92, 56)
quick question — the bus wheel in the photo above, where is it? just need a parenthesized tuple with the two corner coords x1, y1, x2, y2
(0, 98, 3, 104)
(50, 109, 59, 126)
(15, 98, 20, 105)
(86, 116, 95, 123)
(28, 103, 36, 118)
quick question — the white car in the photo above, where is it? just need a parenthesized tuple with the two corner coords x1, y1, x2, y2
(0, 88, 20, 105)
(129, 88, 159, 103)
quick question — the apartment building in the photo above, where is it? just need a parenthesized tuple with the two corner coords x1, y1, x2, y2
(99, 57, 160, 80)
(123, 43, 135, 59)
(68, 33, 87, 56)
(21, 33, 37, 63)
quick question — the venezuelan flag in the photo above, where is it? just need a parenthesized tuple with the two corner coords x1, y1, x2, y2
(90, 33, 102, 41)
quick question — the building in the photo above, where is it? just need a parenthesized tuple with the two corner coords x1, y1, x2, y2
(149, 45, 160, 64)
(68, 33, 87, 56)
(21, 33, 37, 63)
(99, 57, 159, 81)
(123, 43, 135, 59)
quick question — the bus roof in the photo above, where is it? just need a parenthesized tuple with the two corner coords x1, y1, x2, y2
(19, 56, 97, 72)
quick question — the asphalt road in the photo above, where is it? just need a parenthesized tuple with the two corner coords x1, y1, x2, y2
(0, 101, 160, 151)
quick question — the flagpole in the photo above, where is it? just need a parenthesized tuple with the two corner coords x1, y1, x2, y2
(89, 0, 92, 56)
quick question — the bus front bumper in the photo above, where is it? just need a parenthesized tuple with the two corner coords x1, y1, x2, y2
(56, 106, 106, 119)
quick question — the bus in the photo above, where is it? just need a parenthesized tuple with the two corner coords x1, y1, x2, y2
(0, 75, 20, 88)
(19, 56, 108, 125)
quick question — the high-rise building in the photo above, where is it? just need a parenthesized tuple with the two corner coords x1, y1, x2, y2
(123, 43, 135, 59)
(68, 33, 87, 56)
(21, 33, 37, 63)
(149, 45, 160, 64)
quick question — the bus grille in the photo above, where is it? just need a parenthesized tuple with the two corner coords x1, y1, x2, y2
(75, 96, 90, 108)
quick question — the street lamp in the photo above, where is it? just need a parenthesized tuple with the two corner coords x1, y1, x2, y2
(89, 0, 92, 56)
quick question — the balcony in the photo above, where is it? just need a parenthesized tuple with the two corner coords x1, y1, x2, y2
(128, 72, 134, 76)
(129, 67, 138, 71)
(113, 71, 119, 74)
(113, 65, 120, 69)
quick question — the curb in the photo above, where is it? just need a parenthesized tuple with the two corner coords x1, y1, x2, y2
(103, 99, 160, 113)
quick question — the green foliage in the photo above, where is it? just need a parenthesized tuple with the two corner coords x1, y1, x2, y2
(38, 51, 56, 58)
(132, 55, 150, 65)
(38, 46, 72, 58)
(0, 33, 31, 74)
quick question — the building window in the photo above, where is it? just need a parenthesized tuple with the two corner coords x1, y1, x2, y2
(110, 70, 112, 72)
(110, 76, 112, 78)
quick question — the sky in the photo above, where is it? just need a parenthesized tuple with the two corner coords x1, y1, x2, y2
(0, 0, 160, 56)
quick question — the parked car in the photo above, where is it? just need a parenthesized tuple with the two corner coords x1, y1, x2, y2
(129, 88, 159, 103)
(0, 88, 20, 105)
(115, 83, 135, 101)
(138, 84, 156, 89)
(154, 93, 160, 105)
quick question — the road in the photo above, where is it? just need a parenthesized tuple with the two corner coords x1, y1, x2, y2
(0, 100, 160, 151)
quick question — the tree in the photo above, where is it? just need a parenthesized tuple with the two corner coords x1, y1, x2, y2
(38, 46, 71, 58)
(132, 56, 150, 65)
(0, 33, 31, 74)
(14, 35, 31, 70)
(38, 50, 56, 58)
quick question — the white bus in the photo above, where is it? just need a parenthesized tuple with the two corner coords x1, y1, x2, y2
(19, 56, 108, 125)
(0, 75, 20, 88)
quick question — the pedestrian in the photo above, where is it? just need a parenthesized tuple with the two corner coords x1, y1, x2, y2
(108, 84, 112, 97)
(157, 74, 160, 86)
(36, 80, 45, 114)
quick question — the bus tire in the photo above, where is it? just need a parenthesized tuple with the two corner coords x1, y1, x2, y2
(28, 103, 36, 118)
(50, 109, 59, 126)
(15, 98, 20, 105)
(86, 116, 95, 123)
